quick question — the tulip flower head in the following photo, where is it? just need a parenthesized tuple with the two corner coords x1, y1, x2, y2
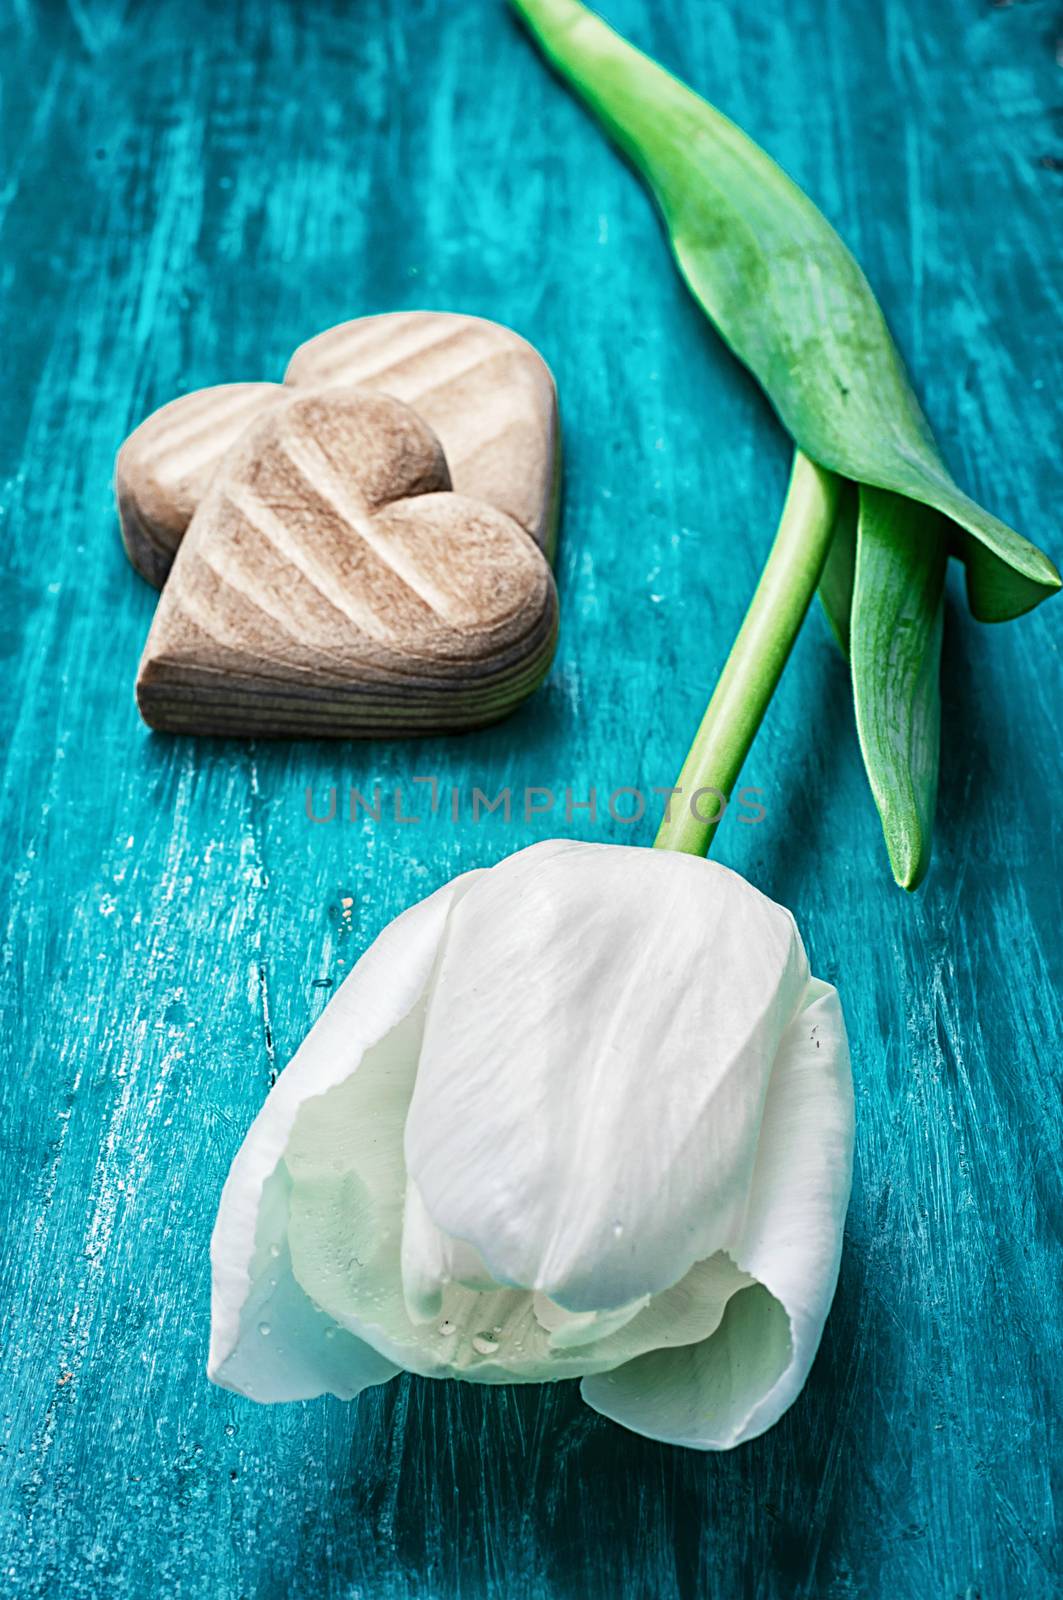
(210, 840, 853, 1449)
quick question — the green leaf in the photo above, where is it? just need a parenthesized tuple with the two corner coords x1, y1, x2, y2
(510, 0, 1059, 623)
(819, 481, 858, 657)
(852, 489, 946, 890)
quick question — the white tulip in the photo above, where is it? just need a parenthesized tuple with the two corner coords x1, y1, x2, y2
(209, 839, 853, 1450)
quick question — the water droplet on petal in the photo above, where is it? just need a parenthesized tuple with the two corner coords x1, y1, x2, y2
(438, 1320, 457, 1337)
(258, 1323, 271, 1337)
(612, 1221, 624, 1239)
(269, 1243, 281, 1259)
(323, 1327, 337, 1341)
(472, 1333, 500, 1356)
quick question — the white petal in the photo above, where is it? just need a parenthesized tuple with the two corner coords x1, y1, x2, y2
(226, 856, 635, 1387)
(404, 840, 810, 1312)
(532, 1293, 650, 1351)
(209, 1162, 397, 1402)
(208, 870, 482, 1399)
(580, 1284, 792, 1451)
(400, 1178, 498, 1325)
(532, 1251, 751, 1357)
(399, 1179, 451, 1326)
(579, 1251, 754, 1364)
(285, 1104, 635, 1385)
(580, 978, 854, 1448)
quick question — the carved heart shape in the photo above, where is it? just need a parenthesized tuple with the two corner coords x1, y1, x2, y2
(135, 389, 558, 738)
(285, 312, 560, 558)
(117, 312, 559, 587)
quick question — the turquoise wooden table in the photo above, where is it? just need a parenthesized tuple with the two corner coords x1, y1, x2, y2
(2, 0, 1060, 1594)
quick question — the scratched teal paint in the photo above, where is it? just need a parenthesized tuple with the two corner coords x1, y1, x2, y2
(1, 0, 1060, 1595)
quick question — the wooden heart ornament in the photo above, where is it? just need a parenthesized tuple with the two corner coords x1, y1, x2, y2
(135, 389, 558, 738)
(117, 312, 559, 587)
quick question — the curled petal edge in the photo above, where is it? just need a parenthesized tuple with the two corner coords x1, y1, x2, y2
(581, 979, 854, 1449)
(208, 872, 482, 1393)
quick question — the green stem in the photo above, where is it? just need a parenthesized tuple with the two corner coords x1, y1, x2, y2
(654, 452, 841, 856)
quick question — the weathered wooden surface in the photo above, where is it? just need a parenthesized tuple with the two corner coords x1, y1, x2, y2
(1, 0, 1059, 1596)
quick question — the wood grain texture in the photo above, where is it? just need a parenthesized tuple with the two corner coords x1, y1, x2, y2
(116, 312, 560, 586)
(115, 382, 285, 585)
(1, 0, 1059, 1597)
(135, 387, 558, 737)
(286, 313, 562, 558)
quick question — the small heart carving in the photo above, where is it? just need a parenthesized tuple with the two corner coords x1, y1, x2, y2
(117, 312, 559, 587)
(135, 389, 558, 738)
